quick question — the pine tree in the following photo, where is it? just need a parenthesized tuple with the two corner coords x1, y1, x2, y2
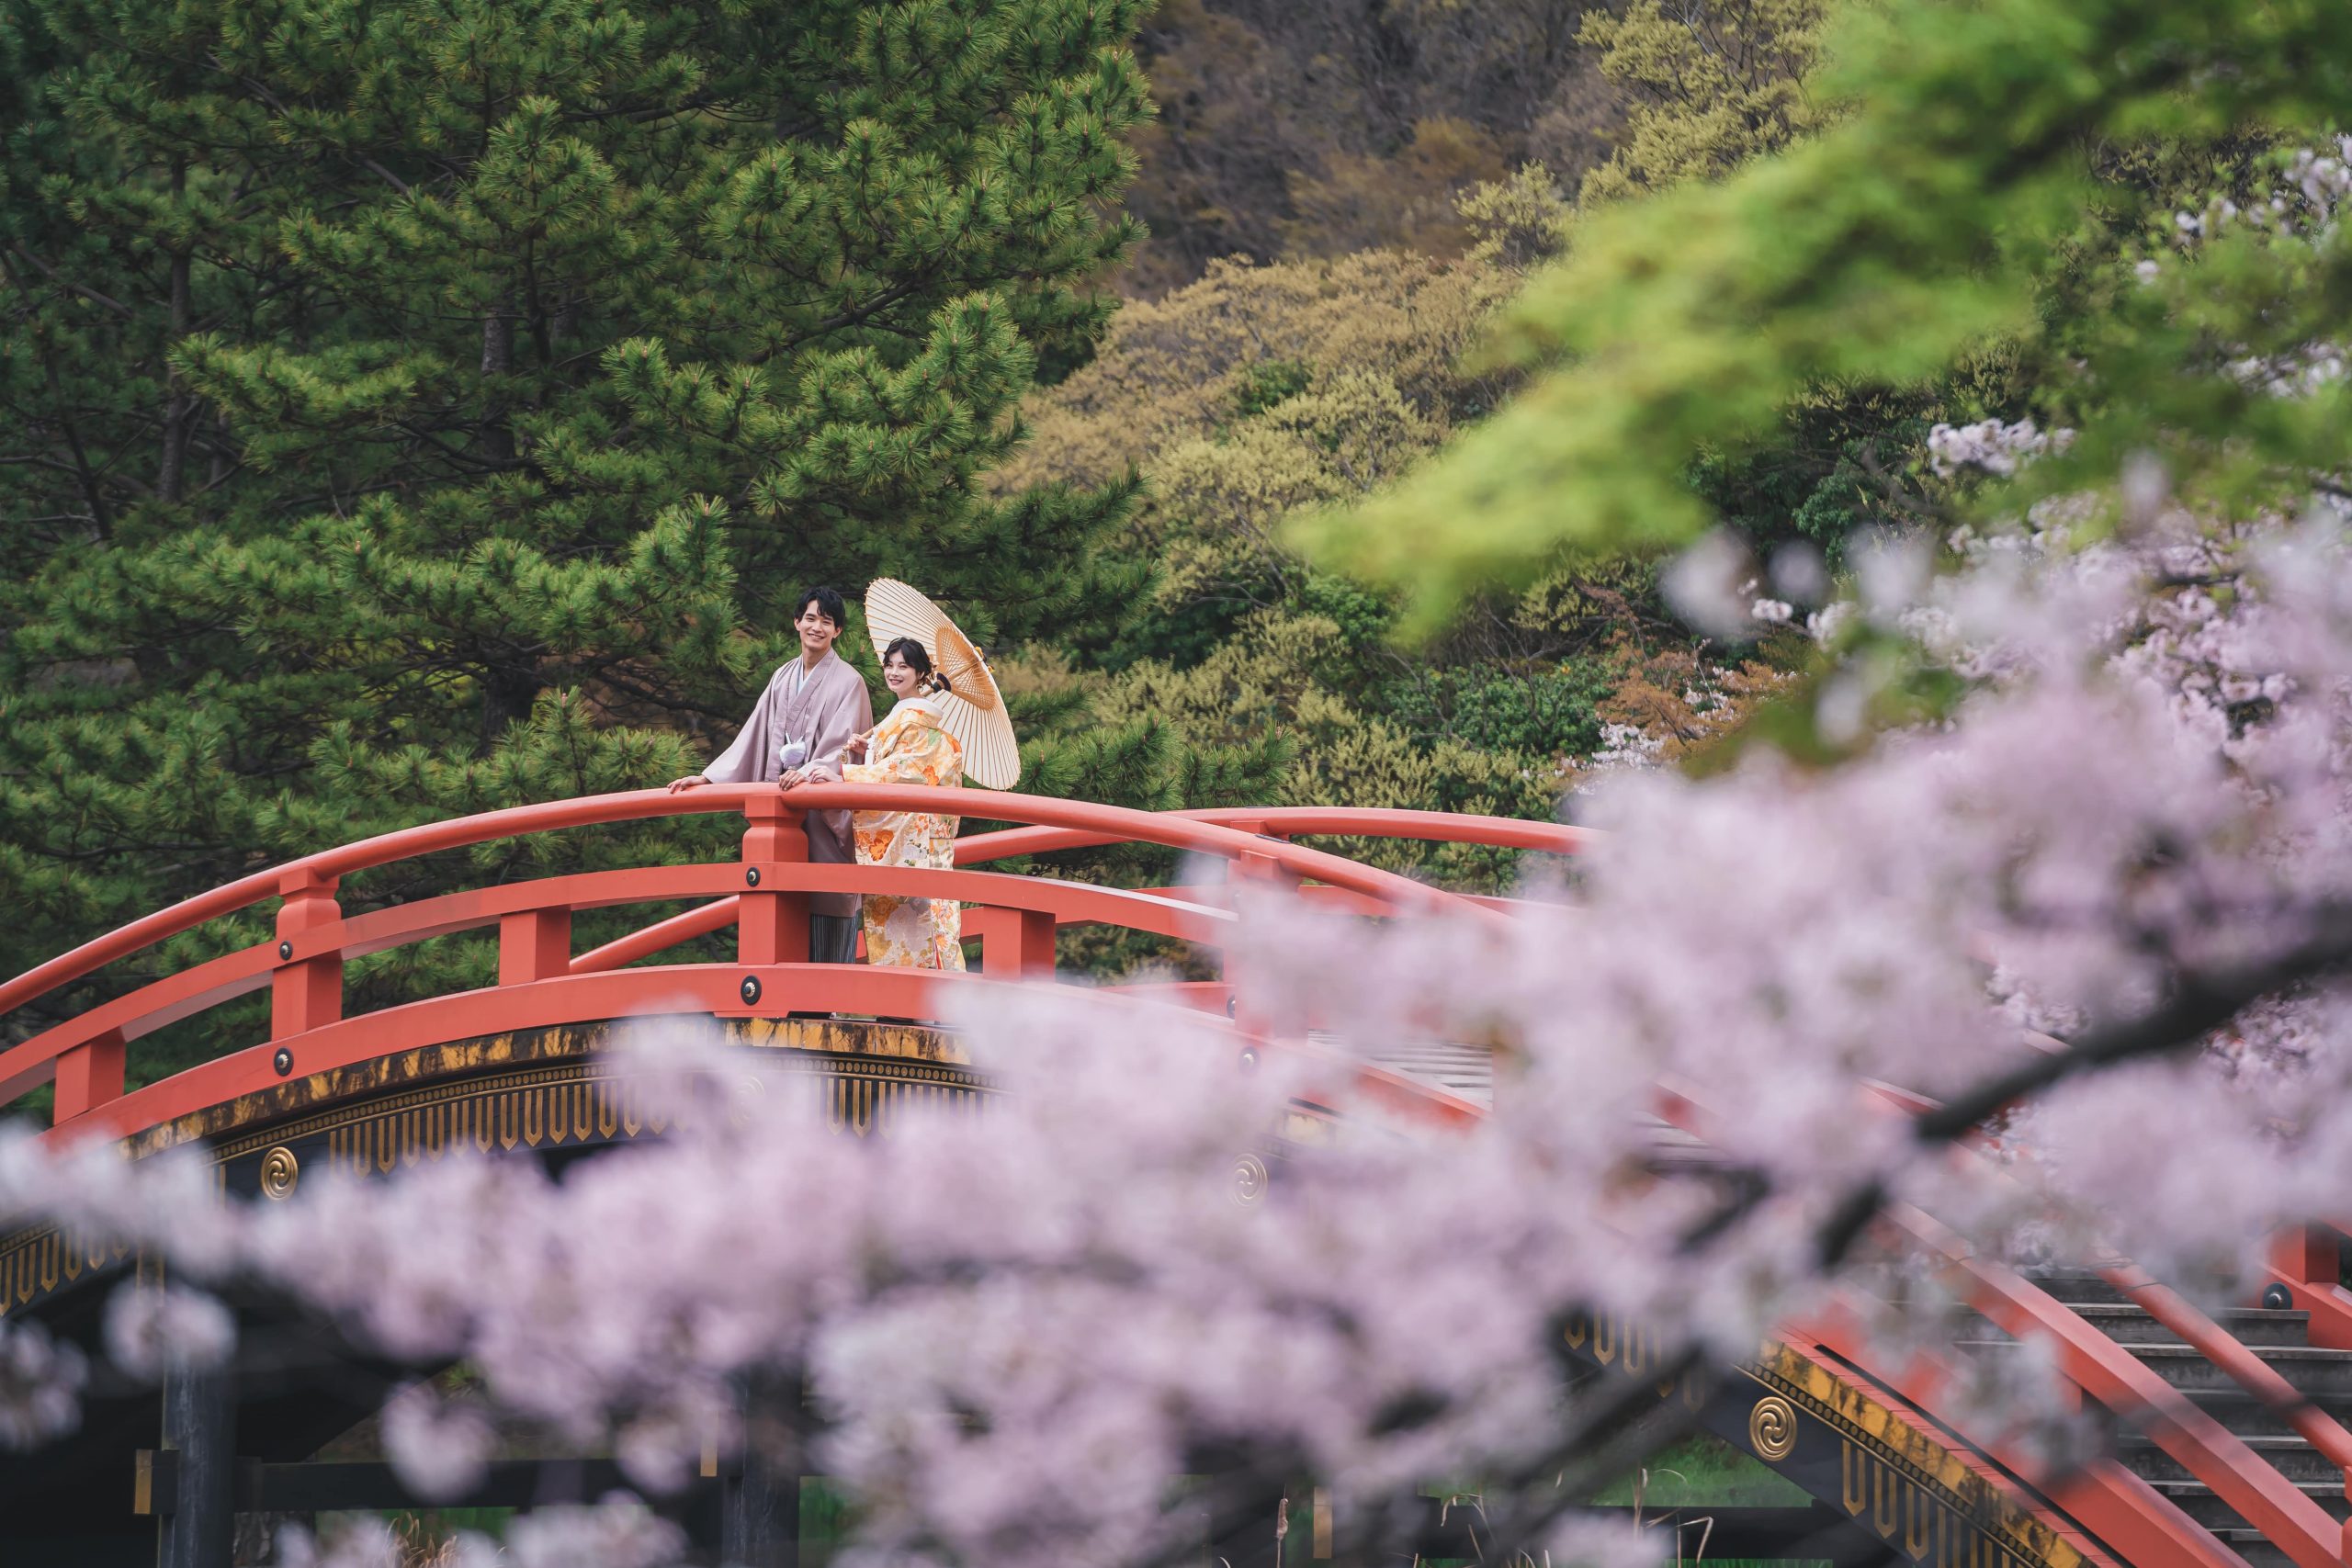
(0, 0, 1159, 1056)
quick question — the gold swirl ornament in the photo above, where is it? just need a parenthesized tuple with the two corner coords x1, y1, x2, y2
(1232, 1153, 1270, 1205)
(1748, 1393, 1798, 1461)
(258, 1145, 300, 1201)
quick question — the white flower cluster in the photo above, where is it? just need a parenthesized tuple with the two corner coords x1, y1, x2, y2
(101, 1282, 234, 1381)
(0, 1319, 86, 1452)
(2226, 343, 2349, 400)
(1586, 722, 1666, 773)
(2132, 144, 2352, 400)
(451, 1495, 687, 1568)
(2289, 140, 2352, 223)
(1926, 418, 2075, 478)
(2144, 139, 2352, 289)
(1660, 532, 1827, 640)
(277, 1491, 687, 1568)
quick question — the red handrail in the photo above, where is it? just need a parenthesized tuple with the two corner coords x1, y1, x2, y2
(2267, 1228, 2352, 1351)
(0, 863, 1252, 1107)
(1787, 1301, 2244, 1568)
(3, 790, 1557, 1135)
(1849, 1082, 2352, 1560)
(1851, 1084, 2352, 1547)
(1657, 1079, 2347, 1568)
(955, 805, 1591, 864)
(0, 786, 1498, 1023)
(1898, 1208, 2352, 1568)
(49, 962, 1485, 1145)
(574, 807, 1577, 976)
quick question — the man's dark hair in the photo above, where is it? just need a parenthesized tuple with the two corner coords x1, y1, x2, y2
(795, 585, 848, 629)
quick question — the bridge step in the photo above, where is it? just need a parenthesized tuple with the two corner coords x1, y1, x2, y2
(2014, 1269, 2145, 1308)
(2148, 1478, 2352, 1529)
(1953, 1334, 2352, 1391)
(2115, 1344, 2352, 1398)
(2119, 1431, 2345, 1484)
(2058, 1303, 2314, 1348)
(2015, 1268, 2293, 1314)
(2211, 1529, 2308, 1568)
(1952, 1281, 2352, 1566)
(1321, 1033, 1496, 1109)
(1956, 1336, 2352, 1433)
(2175, 1384, 2352, 1438)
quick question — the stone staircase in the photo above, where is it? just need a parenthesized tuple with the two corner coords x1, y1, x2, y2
(1323, 1031, 1497, 1109)
(1971, 1270, 2352, 1568)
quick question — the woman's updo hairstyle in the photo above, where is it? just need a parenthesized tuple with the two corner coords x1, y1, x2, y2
(882, 637, 955, 699)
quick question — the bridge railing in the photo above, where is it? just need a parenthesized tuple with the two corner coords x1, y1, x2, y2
(9, 783, 2350, 1564)
(0, 787, 1581, 1136)
(1666, 1076, 2352, 1568)
(564, 804, 1588, 983)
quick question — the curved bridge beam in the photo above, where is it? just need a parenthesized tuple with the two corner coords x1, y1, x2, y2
(0, 786, 1493, 1024)
(0, 788, 1509, 1128)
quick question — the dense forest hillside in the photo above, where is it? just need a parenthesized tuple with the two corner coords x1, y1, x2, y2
(1118, 0, 1622, 293)
(1114, 0, 1831, 294)
(988, 0, 1843, 876)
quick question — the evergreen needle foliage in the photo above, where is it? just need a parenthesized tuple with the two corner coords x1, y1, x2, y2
(0, 0, 1155, 1060)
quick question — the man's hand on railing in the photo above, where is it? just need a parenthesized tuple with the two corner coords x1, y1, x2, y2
(665, 774, 710, 794)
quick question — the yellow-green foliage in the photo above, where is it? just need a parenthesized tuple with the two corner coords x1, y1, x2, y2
(1000, 243, 1517, 496)
(1002, 176, 1597, 875)
(1004, 176, 1575, 618)
(1090, 613, 1550, 878)
(1455, 164, 1577, 271)
(1146, 372, 1448, 608)
(1281, 116, 1512, 260)
(1576, 0, 1831, 205)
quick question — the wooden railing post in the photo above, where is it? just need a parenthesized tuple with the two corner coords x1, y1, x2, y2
(2270, 1224, 2351, 1348)
(270, 868, 342, 1042)
(2268, 1225, 2342, 1292)
(1233, 834, 1304, 894)
(716, 1372, 804, 1567)
(988, 909, 1057, 980)
(498, 907, 573, 985)
(1228, 835, 1298, 1038)
(740, 795, 810, 967)
(150, 1253, 237, 1568)
(51, 1026, 127, 1124)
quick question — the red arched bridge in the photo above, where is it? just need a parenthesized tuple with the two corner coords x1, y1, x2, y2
(0, 785, 2346, 1568)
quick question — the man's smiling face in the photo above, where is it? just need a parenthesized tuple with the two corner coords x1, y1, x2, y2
(796, 601, 841, 657)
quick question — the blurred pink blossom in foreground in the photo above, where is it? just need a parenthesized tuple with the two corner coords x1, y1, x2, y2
(9, 496, 2352, 1568)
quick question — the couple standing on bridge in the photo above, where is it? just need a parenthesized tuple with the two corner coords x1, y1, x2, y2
(667, 583, 972, 973)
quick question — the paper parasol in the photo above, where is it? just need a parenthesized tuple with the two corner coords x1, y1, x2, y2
(863, 579, 1021, 788)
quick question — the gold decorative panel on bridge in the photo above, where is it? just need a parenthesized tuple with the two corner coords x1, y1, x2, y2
(1, 1017, 992, 1324)
(0, 1224, 131, 1322)
(1561, 1310, 2115, 1568)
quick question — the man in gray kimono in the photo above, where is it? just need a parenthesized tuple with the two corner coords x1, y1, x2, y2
(669, 585, 875, 963)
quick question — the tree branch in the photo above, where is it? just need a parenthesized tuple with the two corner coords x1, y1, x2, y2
(7, 243, 136, 320)
(1916, 906, 2352, 1143)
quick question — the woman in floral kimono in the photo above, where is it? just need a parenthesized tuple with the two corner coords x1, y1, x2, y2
(821, 637, 967, 970)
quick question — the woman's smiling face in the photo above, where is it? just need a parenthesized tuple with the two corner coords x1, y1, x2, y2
(883, 650, 919, 696)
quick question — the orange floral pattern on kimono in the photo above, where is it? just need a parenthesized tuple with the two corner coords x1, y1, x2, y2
(842, 699, 967, 971)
